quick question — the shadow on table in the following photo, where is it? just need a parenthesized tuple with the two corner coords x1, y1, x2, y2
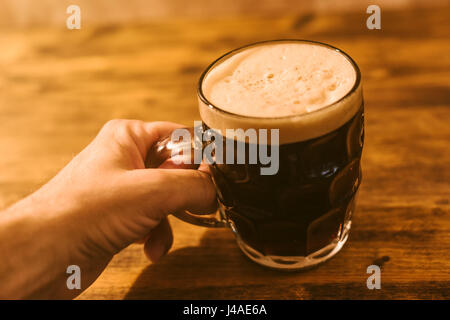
(124, 228, 306, 299)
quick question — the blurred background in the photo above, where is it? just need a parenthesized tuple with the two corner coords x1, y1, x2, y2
(1, 0, 448, 27)
(0, 0, 449, 299)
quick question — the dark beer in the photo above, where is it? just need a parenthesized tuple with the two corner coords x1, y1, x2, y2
(206, 104, 363, 257)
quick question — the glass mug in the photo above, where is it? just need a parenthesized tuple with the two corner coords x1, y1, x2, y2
(147, 40, 364, 270)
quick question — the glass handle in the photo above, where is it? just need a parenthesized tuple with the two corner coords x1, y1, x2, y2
(172, 210, 228, 228)
(145, 127, 228, 228)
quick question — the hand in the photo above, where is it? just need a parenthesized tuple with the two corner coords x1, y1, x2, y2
(0, 120, 217, 299)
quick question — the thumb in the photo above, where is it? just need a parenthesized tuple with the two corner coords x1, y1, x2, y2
(125, 168, 218, 218)
(156, 168, 218, 215)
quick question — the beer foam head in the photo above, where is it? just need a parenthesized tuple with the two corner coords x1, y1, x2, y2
(199, 40, 362, 144)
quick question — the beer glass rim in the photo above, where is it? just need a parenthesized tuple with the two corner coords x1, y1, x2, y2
(197, 39, 362, 121)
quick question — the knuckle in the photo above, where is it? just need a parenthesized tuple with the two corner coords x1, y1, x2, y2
(100, 119, 133, 142)
(103, 119, 142, 136)
(103, 119, 126, 131)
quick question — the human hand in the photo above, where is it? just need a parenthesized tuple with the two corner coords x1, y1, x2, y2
(0, 120, 217, 299)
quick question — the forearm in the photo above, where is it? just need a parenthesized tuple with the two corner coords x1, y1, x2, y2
(0, 193, 75, 299)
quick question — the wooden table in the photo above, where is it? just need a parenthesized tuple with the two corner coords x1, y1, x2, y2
(0, 7, 449, 299)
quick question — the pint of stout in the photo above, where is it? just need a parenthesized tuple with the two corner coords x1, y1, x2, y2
(152, 40, 364, 270)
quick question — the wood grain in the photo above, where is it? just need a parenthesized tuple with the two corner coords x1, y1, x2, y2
(0, 7, 449, 299)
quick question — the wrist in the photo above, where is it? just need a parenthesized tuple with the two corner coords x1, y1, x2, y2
(0, 193, 78, 298)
